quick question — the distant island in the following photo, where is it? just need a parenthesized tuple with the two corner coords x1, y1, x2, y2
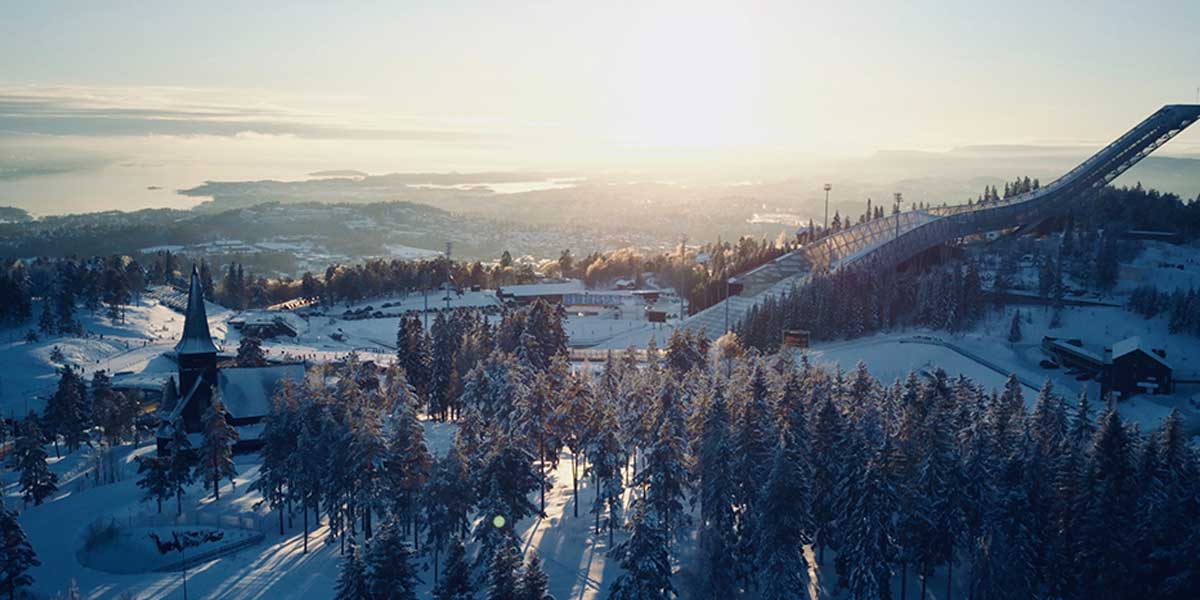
(0, 206, 32, 223)
(308, 169, 369, 178)
(146, 185, 163, 190)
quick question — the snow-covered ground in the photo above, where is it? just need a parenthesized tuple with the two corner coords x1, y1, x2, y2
(0, 298, 230, 419)
(5, 418, 645, 599)
(804, 300, 1200, 435)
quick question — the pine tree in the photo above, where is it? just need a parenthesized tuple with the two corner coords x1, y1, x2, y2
(135, 456, 173, 513)
(10, 417, 57, 506)
(517, 552, 555, 600)
(609, 499, 676, 600)
(365, 520, 420, 600)
(197, 397, 239, 500)
(0, 502, 39, 600)
(433, 538, 474, 600)
(333, 540, 371, 600)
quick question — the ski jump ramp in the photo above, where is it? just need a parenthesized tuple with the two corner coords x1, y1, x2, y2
(681, 104, 1200, 339)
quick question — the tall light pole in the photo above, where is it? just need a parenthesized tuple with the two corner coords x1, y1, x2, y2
(823, 183, 833, 232)
(444, 241, 453, 310)
(894, 192, 904, 240)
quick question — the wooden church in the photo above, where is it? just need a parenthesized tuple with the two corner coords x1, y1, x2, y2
(157, 266, 305, 454)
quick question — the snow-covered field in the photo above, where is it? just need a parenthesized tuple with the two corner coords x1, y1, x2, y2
(3, 418, 651, 599)
(805, 299, 1200, 434)
(0, 298, 230, 419)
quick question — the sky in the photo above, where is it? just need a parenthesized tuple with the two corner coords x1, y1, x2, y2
(2, 1, 1200, 212)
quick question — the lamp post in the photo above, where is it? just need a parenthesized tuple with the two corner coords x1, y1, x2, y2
(724, 279, 731, 333)
(823, 183, 833, 232)
(894, 192, 904, 241)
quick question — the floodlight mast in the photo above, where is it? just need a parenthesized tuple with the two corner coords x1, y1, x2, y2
(823, 183, 833, 231)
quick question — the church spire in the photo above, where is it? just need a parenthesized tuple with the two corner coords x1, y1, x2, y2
(176, 264, 218, 355)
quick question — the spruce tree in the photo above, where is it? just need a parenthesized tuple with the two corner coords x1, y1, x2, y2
(609, 499, 676, 600)
(841, 450, 898, 600)
(11, 417, 57, 506)
(365, 520, 420, 600)
(587, 407, 624, 543)
(43, 368, 88, 455)
(433, 538, 474, 600)
(333, 540, 371, 600)
(424, 448, 475, 578)
(635, 379, 690, 545)
(384, 401, 432, 542)
(135, 456, 173, 513)
(1007, 311, 1022, 343)
(694, 387, 737, 599)
(754, 436, 812, 600)
(809, 392, 846, 563)
(197, 397, 239, 500)
(0, 502, 39, 600)
(486, 541, 521, 600)
(1076, 409, 1139, 600)
(236, 336, 267, 367)
(168, 417, 198, 515)
(252, 381, 299, 534)
(517, 552, 555, 600)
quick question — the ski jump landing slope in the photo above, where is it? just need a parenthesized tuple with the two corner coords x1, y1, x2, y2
(682, 104, 1200, 339)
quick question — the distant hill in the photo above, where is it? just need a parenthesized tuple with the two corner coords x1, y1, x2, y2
(0, 206, 31, 224)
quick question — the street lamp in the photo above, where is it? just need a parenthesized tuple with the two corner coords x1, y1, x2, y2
(894, 192, 904, 240)
(823, 183, 833, 232)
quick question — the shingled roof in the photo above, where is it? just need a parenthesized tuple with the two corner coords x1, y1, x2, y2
(175, 265, 219, 355)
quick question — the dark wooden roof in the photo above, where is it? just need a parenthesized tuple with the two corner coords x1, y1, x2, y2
(175, 265, 219, 355)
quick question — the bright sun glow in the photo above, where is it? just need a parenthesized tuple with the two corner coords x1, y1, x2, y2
(604, 4, 765, 149)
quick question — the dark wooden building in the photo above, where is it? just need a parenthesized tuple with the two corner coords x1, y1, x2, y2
(158, 266, 304, 454)
(1108, 337, 1173, 397)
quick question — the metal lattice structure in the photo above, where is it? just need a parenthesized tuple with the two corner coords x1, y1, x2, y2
(679, 104, 1200, 339)
(803, 104, 1200, 272)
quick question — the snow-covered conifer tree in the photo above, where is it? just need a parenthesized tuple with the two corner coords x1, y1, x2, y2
(517, 552, 554, 600)
(135, 456, 173, 513)
(609, 499, 676, 600)
(433, 538, 474, 600)
(11, 417, 57, 506)
(486, 540, 521, 600)
(754, 436, 812, 600)
(167, 417, 197, 515)
(197, 397, 239, 500)
(333, 539, 370, 600)
(365, 520, 420, 600)
(694, 387, 737, 599)
(0, 503, 40, 600)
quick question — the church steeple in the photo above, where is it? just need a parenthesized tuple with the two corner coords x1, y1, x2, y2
(176, 264, 218, 355)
